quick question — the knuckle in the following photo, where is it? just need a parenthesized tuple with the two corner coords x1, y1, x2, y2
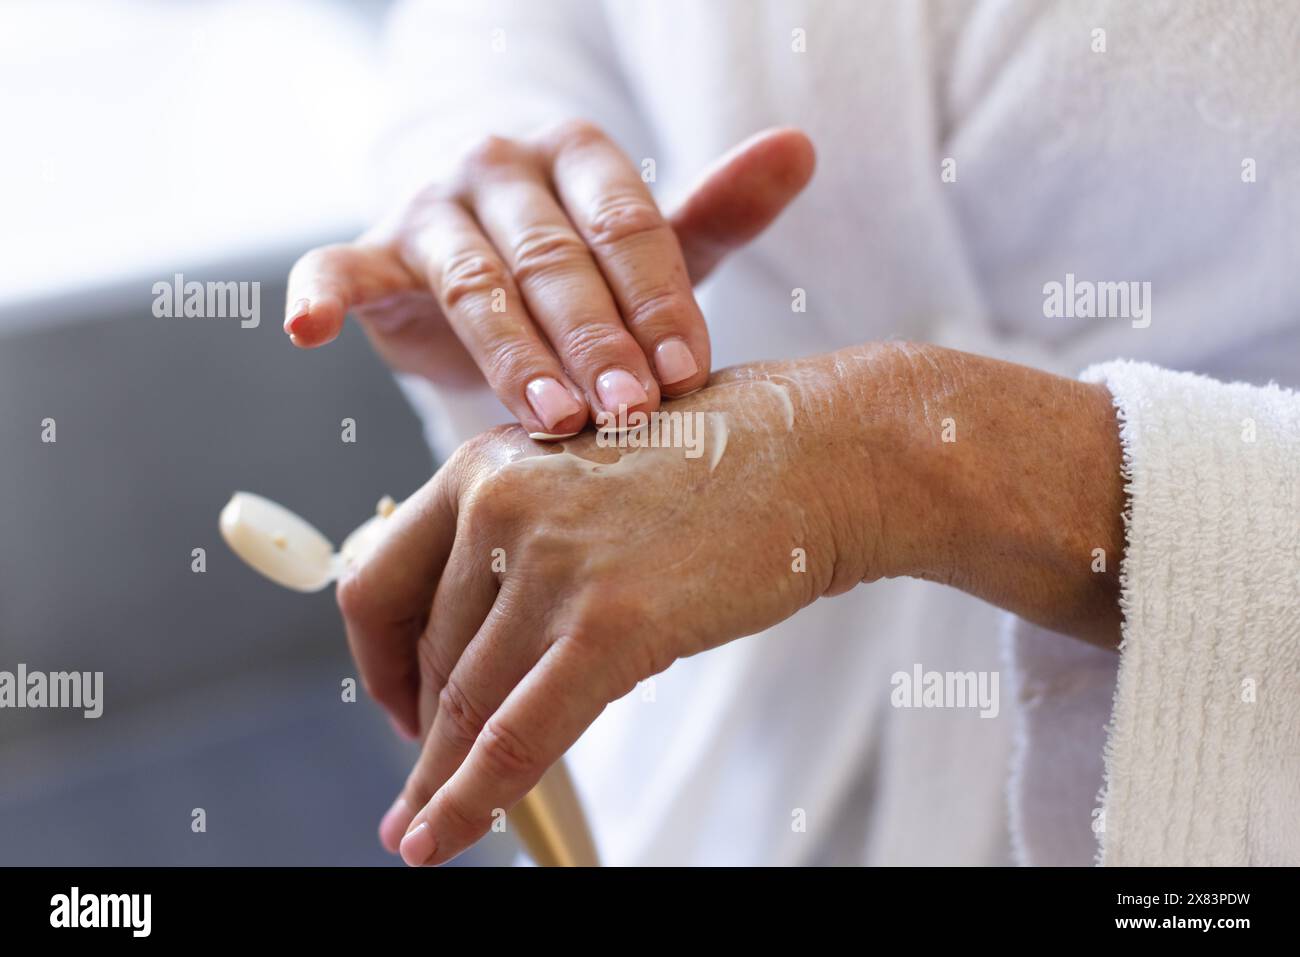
(459, 133, 524, 175)
(464, 471, 525, 533)
(543, 117, 606, 152)
(509, 226, 590, 287)
(407, 181, 458, 210)
(437, 786, 488, 835)
(439, 252, 510, 312)
(610, 635, 668, 699)
(585, 195, 667, 251)
(563, 592, 666, 692)
(453, 427, 520, 481)
(624, 285, 690, 331)
(556, 321, 633, 368)
(477, 717, 539, 778)
(437, 678, 488, 750)
(480, 339, 540, 392)
(416, 634, 451, 693)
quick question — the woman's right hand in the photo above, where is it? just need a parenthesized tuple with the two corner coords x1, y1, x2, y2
(283, 122, 814, 438)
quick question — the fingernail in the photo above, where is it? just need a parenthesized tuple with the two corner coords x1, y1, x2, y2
(399, 821, 436, 867)
(653, 337, 699, 385)
(525, 377, 583, 431)
(379, 797, 412, 853)
(596, 368, 649, 413)
(284, 298, 310, 334)
(528, 430, 582, 442)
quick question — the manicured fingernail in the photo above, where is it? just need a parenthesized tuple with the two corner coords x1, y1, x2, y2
(653, 337, 699, 385)
(525, 377, 583, 431)
(399, 821, 436, 867)
(596, 368, 648, 413)
(528, 431, 582, 442)
(284, 298, 310, 334)
(379, 797, 412, 853)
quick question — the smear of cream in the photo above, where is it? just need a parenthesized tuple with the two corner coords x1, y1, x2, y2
(707, 413, 729, 472)
(754, 380, 795, 431)
(507, 410, 734, 476)
(509, 449, 617, 476)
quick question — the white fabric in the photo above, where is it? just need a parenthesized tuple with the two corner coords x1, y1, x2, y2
(376, 0, 1300, 864)
(1013, 363, 1300, 866)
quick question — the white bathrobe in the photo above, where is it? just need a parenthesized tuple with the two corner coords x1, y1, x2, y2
(371, 0, 1300, 865)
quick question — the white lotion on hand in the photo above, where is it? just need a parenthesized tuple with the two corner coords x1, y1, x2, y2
(219, 491, 395, 592)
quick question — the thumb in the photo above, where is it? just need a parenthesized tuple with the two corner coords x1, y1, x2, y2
(669, 127, 816, 285)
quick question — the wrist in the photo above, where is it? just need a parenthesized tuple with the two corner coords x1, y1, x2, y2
(781, 345, 936, 591)
(813, 342, 1126, 644)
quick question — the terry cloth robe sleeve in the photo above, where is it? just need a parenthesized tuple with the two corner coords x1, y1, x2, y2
(1008, 360, 1300, 866)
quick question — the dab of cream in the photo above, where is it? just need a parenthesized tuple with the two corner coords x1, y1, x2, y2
(506, 446, 639, 477)
(220, 492, 398, 592)
(757, 380, 796, 431)
(707, 413, 729, 471)
(507, 410, 733, 477)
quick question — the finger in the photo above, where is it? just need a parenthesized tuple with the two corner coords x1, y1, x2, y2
(380, 587, 531, 855)
(350, 291, 482, 387)
(414, 535, 500, 740)
(335, 465, 459, 738)
(541, 121, 708, 396)
(399, 634, 620, 867)
(284, 240, 420, 348)
(467, 158, 661, 425)
(399, 196, 590, 439)
(669, 126, 817, 284)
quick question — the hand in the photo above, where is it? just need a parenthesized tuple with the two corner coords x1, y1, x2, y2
(337, 354, 889, 865)
(284, 122, 815, 437)
(337, 342, 1125, 865)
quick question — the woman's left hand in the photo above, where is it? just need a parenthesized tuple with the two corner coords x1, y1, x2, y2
(338, 342, 1126, 865)
(339, 355, 897, 865)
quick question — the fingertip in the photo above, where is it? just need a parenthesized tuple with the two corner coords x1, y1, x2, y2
(399, 821, 436, 867)
(283, 294, 346, 347)
(378, 796, 413, 854)
(284, 297, 309, 332)
(744, 127, 816, 198)
(769, 126, 817, 184)
(522, 377, 587, 437)
(660, 374, 709, 399)
(546, 407, 591, 438)
(594, 368, 658, 423)
(527, 428, 584, 443)
(389, 714, 418, 742)
(653, 337, 706, 396)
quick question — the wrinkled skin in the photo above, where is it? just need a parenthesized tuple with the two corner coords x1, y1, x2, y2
(336, 343, 1125, 865)
(284, 122, 816, 436)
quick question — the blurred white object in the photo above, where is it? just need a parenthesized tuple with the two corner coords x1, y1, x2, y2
(219, 490, 396, 592)
(0, 0, 384, 319)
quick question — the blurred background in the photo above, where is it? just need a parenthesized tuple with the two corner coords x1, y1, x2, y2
(0, 0, 513, 864)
